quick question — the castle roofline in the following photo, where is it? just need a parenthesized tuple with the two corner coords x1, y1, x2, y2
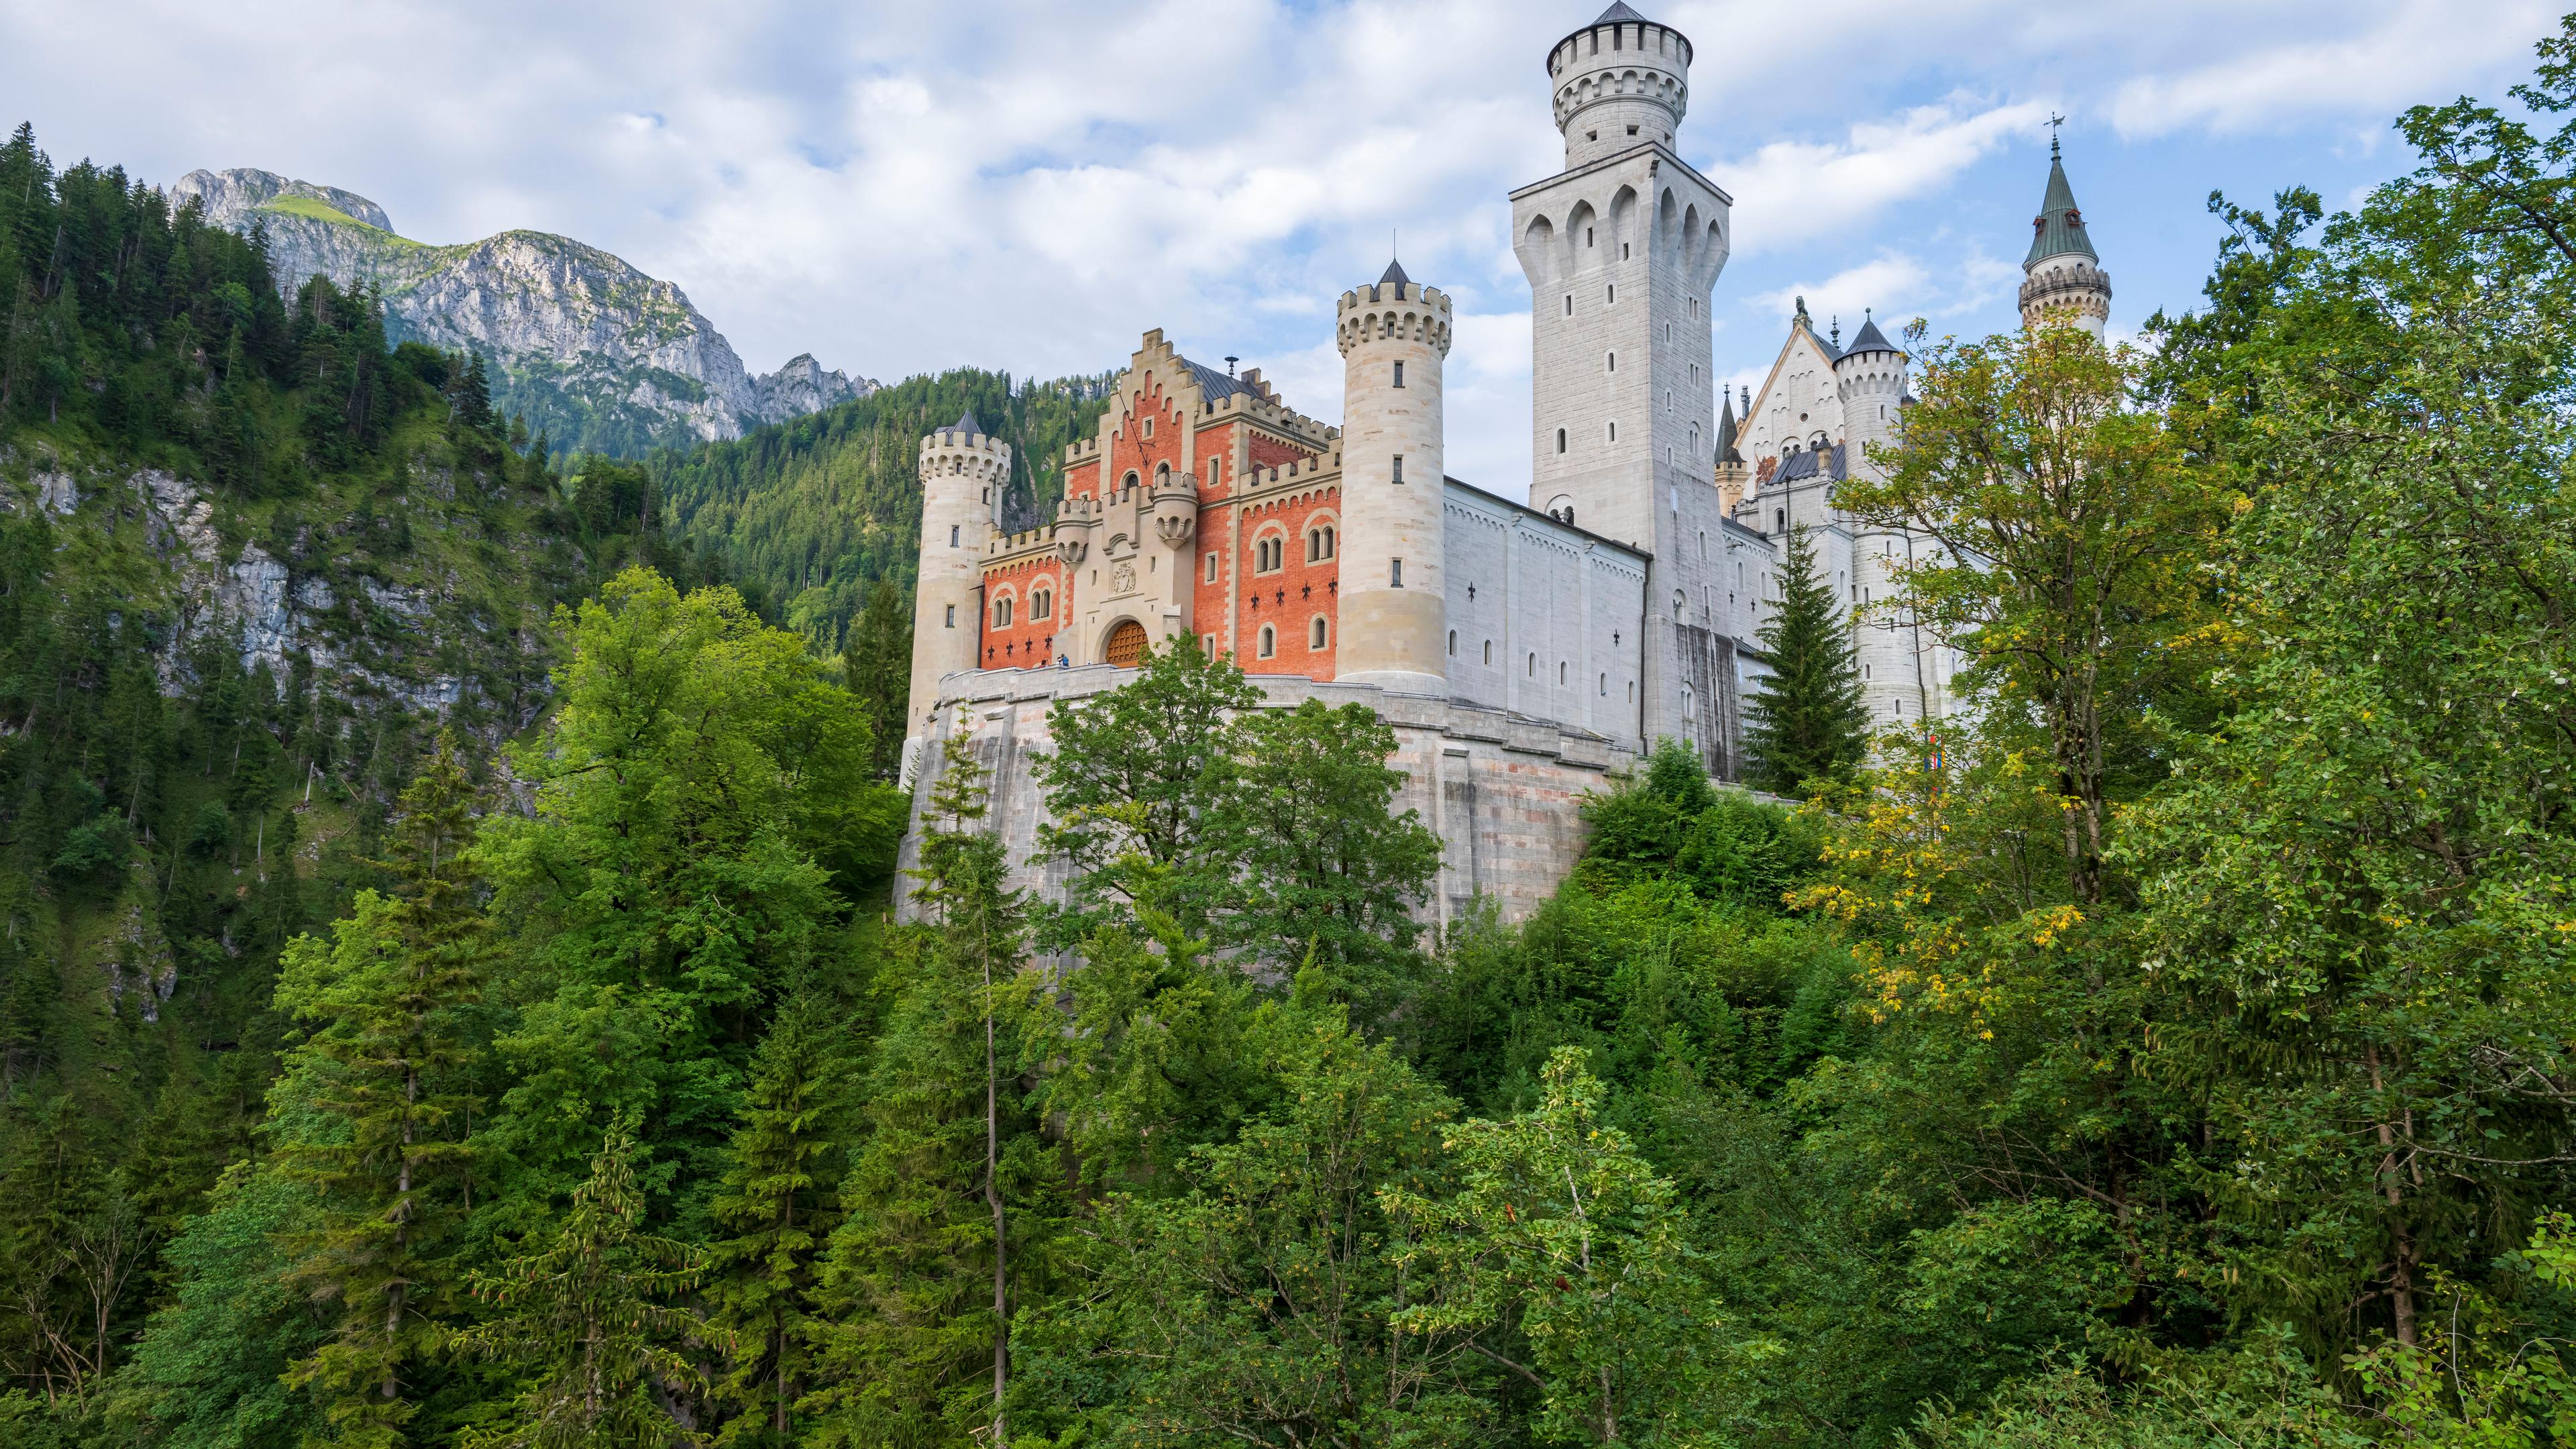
(1444, 474, 1650, 562)
(1507, 140, 1732, 206)
(1839, 311, 1898, 358)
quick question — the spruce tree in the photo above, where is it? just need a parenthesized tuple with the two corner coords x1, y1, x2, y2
(841, 577, 911, 782)
(274, 731, 488, 1446)
(1741, 526, 1870, 796)
(706, 993, 845, 1448)
(455, 1120, 716, 1449)
(810, 725, 1040, 1446)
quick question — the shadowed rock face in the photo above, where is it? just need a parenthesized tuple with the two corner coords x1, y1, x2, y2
(169, 168, 879, 455)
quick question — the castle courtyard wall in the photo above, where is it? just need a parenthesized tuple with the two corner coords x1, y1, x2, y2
(894, 664, 1640, 928)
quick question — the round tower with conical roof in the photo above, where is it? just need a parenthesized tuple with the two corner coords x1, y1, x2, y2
(1833, 308, 1907, 479)
(2019, 135, 2112, 339)
(904, 411, 1010, 784)
(1334, 260, 1451, 694)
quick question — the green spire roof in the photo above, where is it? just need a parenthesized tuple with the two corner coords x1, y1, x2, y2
(2024, 138, 2098, 266)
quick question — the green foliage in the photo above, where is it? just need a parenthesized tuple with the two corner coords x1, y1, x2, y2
(454, 1120, 718, 1448)
(1741, 527, 1869, 798)
(1032, 639, 1444, 1029)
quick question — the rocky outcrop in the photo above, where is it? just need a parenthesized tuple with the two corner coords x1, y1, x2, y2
(167, 168, 879, 455)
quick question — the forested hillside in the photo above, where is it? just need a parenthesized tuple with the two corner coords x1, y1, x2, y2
(3, 11, 2575, 1449)
(0, 121, 736, 1430)
(653, 370, 1110, 650)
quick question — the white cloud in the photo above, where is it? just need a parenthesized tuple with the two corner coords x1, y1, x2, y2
(2108, 0, 2551, 136)
(1713, 100, 2057, 256)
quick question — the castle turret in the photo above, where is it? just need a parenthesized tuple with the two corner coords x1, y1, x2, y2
(1333, 260, 1451, 694)
(1546, 1, 1691, 170)
(1833, 309, 1907, 479)
(2019, 136, 2112, 339)
(1713, 389, 1749, 514)
(904, 412, 1011, 784)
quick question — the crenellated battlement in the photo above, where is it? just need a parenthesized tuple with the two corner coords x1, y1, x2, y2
(1335, 282, 1454, 357)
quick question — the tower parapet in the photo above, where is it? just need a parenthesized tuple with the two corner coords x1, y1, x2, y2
(904, 413, 1012, 784)
(1333, 262, 1452, 694)
(1546, 2, 1691, 169)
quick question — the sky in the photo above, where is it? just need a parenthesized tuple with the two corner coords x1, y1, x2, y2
(0, 0, 2552, 498)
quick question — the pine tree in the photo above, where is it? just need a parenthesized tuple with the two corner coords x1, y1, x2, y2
(841, 577, 911, 781)
(274, 731, 488, 1446)
(1741, 526, 1870, 797)
(455, 1120, 717, 1449)
(706, 993, 845, 1448)
(810, 724, 1039, 1446)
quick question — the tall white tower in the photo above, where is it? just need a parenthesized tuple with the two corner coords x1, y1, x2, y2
(1509, 1, 1735, 771)
(1511, 1, 1729, 553)
(2019, 136, 2112, 339)
(1334, 261, 1452, 694)
(904, 412, 1009, 783)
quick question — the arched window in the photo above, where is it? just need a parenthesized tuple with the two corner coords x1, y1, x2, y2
(1556, 428, 1568, 454)
(1307, 524, 1336, 561)
(1258, 625, 1277, 659)
(1605, 350, 1617, 374)
(1558, 661, 1567, 686)
(1607, 421, 1617, 443)
(1155, 462, 1171, 486)
(1599, 672, 1607, 696)
(1527, 652, 1536, 678)
(1123, 471, 1140, 492)
(1447, 629, 1457, 656)
(993, 596, 1014, 627)
(1483, 639, 1493, 665)
(1312, 617, 1329, 649)
(950, 525, 960, 547)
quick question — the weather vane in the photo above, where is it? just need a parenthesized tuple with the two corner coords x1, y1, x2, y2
(2048, 111, 2065, 155)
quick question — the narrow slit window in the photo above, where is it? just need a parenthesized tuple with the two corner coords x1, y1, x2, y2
(1393, 361, 1405, 388)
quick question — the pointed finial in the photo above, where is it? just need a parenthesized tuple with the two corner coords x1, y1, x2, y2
(1831, 316, 1841, 347)
(2048, 112, 2065, 157)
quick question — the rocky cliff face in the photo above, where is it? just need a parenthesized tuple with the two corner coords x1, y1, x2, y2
(168, 168, 877, 455)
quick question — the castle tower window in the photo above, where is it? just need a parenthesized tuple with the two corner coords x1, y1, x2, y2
(1607, 421, 1617, 443)
(1556, 429, 1568, 453)
(1527, 652, 1536, 677)
(1155, 462, 1170, 484)
(1393, 361, 1405, 388)
(1484, 640, 1493, 665)
(1313, 617, 1330, 649)
(1307, 525, 1336, 561)
(1205, 551, 1219, 582)
(1621, 240, 1631, 258)
(950, 526, 960, 547)
(1201, 633, 1216, 657)
(1448, 629, 1457, 657)
(1393, 453, 1405, 484)
(1558, 661, 1567, 686)
(1033, 588, 1052, 619)
(1143, 419, 1154, 438)
(1390, 557, 1404, 588)
(994, 596, 1014, 627)
(1586, 225, 1595, 246)
(1599, 672, 1607, 696)
(1607, 283, 1616, 304)
(1565, 294, 1573, 316)
(1606, 352, 1617, 373)
(945, 605, 955, 628)
(1258, 625, 1277, 659)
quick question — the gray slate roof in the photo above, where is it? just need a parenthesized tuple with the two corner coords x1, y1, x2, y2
(2025, 142, 2099, 265)
(1181, 358, 1246, 403)
(1843, 313, 1896, 356)
(1378, 257, 1412, 290)
(1593, 1, 1650, 21)
(1769, 443, 1847, 486)
(944, 410, 983, 437)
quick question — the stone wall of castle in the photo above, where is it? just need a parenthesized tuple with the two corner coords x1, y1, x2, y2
(894, 665, 1642, 929)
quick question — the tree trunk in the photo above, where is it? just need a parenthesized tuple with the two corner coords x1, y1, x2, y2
(2367, 1043, 2418, 1347)
(985, 930, 1008, 1442)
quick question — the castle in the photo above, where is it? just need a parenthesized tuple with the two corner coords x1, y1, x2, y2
(898, 2, 2110, 922)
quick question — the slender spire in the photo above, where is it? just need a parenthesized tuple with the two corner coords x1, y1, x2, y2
(2025, 136, 2098, 266)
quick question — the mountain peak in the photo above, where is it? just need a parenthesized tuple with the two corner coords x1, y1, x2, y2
(171, 168, 394, 235)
